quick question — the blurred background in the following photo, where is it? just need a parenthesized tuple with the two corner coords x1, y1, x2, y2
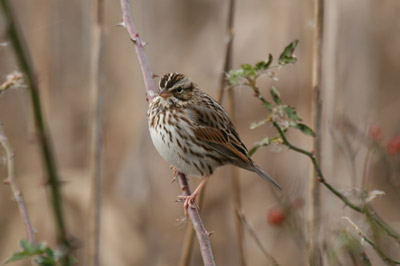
(1, 0, 400, 265)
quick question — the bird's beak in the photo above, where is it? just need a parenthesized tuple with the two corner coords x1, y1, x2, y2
(159, 88, 171, 99)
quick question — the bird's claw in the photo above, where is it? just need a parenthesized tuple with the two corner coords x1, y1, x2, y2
(177, 195, 197, 217)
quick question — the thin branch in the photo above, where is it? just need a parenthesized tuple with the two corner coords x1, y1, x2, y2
(237, 210, 279, 266)
(119, 1, 215, 265)
(309, 0, 324, 264)
(343, 217, 400, 265)
(119, 0, 156, 101)
(0, 123, 36, 244)
(177, 173, 216, 266)
(272, 121, 400, 246)
(0, 0, 71, 258)
(221, 1, 246, 265)
(87, 0, 104, 265)
(0, 71, 23, 95)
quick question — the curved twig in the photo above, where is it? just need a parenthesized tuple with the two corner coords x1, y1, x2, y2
(0, 123, 36, 244)
(119, 1, 215, 265)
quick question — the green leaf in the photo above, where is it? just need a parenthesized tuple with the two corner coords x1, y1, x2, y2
(20, 239, 34, 253)
(4, 251, 32, 264)
(35, 256, 56, 266)
(278, 40, 299, 65)
(255, 54, 273, 71)
(270, 86, 281, 105)
(262, 100, 273, 112)
(227, 69, 245, 84)
(293, 123, 316, 137)
(284, 106, 302, 122)
(44, 248, 54, 260)
(35, 242, 47, 253)
(250, 118, 268, 129)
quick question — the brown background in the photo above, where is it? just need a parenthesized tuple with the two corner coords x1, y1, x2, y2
(1, 0, 400, 265)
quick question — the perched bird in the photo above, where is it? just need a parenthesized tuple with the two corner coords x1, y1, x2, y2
(148, 73, 281, 213)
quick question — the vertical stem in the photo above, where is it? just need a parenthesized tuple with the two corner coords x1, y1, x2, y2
(0, 0, 70, 257)
(220, 0, 246, 265)
(87, 0, 104, 265)
(309, 0, 324, 265)
(0, 124, 36, 245)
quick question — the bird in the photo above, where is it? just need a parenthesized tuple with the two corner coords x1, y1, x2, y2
(147, 73, 281, 214)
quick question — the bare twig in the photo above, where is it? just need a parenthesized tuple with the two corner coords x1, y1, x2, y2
(119, 1, 215, 265)
(309, 0, 324, 264)
(237, 210, 279, 266)
(0, 0, 71, 261)
(87, 0, 104, 265)
(343, 217, 400, 265)
(0, 71, 23, 94)
(222, 1, 246, 265)
(0, 123, 36, 244)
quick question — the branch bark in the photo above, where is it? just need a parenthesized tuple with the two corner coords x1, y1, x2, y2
(119, 1, 215, 265)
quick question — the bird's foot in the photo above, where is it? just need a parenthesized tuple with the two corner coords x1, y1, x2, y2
(177, 194, 198, 217)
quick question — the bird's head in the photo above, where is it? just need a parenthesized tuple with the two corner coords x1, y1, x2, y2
(157, 73, 197, 107)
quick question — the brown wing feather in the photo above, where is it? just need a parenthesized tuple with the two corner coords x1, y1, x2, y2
(193, 127, 251, 164)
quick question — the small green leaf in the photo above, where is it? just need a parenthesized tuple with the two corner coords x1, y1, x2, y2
(227, 69, 245, 84)
(293, 123, 316, 137)
(241, 64, 252, 70)
(255, 54, 273, 71)
(4, 251, 32, 264)
(270, 86, 281, 105)
(284, 106, 302, 122)
(44, 248, 55, 260)
(262, 100, 273, 112)
(278, 40, 299, 65)
(35, 242, 47, 253)
(20, 239, 34, 253)
(250, 118, 268, 129)
(35, 256, 56, 266)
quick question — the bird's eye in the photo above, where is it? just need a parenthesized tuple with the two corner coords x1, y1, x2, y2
(176, 87, 183, 93)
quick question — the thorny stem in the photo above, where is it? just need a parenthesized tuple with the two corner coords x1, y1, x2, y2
(245, 79, 400, 256)
(0, 124, 36, 245)
(344, 217, 400, 265)
(272, 121, 400, 243)
(0, 1, 72, 262)
(119, 1, 216, 265)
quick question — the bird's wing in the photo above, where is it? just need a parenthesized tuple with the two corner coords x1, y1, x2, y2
(187, 99, 252, 165)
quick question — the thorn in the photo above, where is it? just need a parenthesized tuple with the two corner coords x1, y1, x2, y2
(145, 97, 149, 102)
(152, 74, 159, 79)
(2, 179, 10, 185)
(142, 41, 148, 47)
(117, 20, 125, 27)
(207, 231, 214, 237)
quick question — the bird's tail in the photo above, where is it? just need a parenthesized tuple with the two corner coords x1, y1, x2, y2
(253, 165, 282, 191)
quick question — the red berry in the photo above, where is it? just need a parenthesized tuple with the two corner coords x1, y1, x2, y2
(267, 207, 285, 226)
(386, 134, 400, 156)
